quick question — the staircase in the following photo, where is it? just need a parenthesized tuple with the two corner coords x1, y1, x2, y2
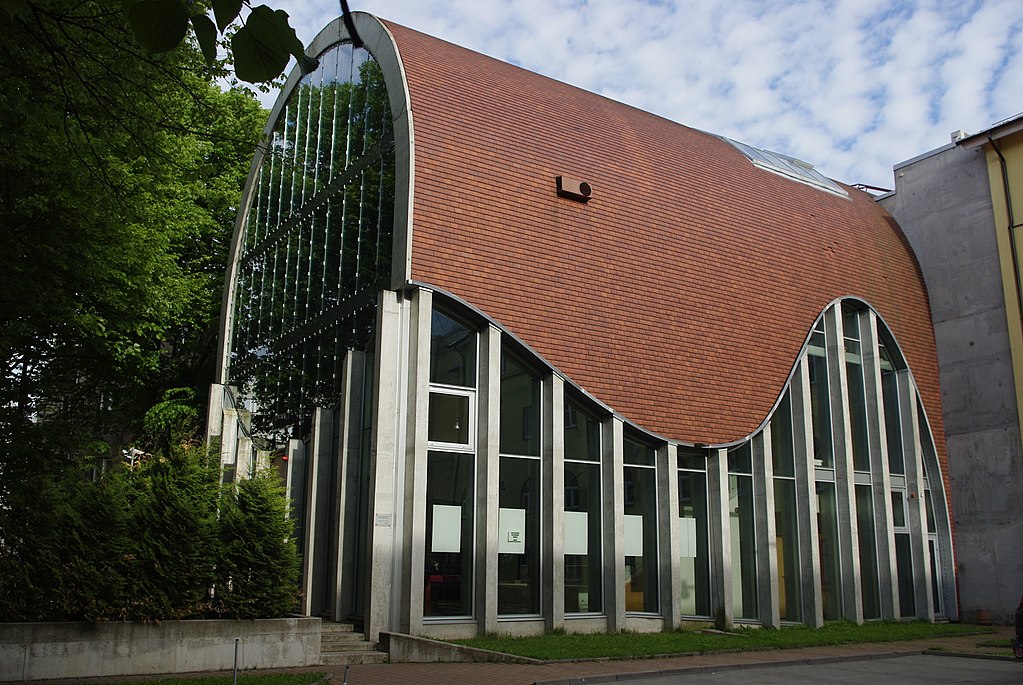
(320, 621, 389, 665)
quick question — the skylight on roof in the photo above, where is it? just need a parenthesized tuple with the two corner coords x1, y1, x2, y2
(720, 136, 849, 198)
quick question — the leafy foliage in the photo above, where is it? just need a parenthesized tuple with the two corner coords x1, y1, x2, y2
(217, 468, 300, 618)
(0, 442, 300, 622)
(0, 0, 265, 478)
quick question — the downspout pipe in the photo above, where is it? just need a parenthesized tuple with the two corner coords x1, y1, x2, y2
(990, 136, 1023, 330)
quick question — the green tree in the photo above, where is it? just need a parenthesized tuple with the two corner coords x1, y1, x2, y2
(0, 0, 264, 478)
(217, 468, 300, 618)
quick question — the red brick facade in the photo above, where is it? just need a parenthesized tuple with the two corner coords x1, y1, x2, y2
(388, 22, 947, 481)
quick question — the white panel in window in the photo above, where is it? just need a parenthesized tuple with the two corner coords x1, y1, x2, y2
(624, 514, 644, 556)
(679, 516, 697, 558)
(431, 505, 462, 553)
(499, 507, 526, 554)
(564, 511, 588, 555)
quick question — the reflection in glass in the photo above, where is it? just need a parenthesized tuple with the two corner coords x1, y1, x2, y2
(728, 464, 758, 620)
(431, 310, 477, 388)
(816, 481, 842, 620)
(498, 456, 540, 615)
(227, 42, 393, 442)
(895, 532, 915, 617)
(428, 392, 470, 445)
(564, 398, 602, 614)
(424, 451, 474, 617)
(678, 463, 710, 616)
(774, 478, 801, 621)
(624, 456, 659, 613)
(501, 353, 540, 456)
(808, 323, 834, 468)
(855, 484, 880, 618)
(564, 460, 602, 613)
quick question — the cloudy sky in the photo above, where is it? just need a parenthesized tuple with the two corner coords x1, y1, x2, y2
(254, 0, 1023, 190)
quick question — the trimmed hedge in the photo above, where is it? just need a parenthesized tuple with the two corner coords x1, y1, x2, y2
(0, 443, 299, 622)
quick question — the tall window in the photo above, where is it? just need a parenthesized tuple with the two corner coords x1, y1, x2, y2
(771, 392, 801, 621)
(498, 351, 541, 615)
(564, 397, 602, 614)
(623, 437, 659, 613)
(816, 480, 842, 620)
(807, 321, 834, 468)
(891, 489, 916, 617)
(728, 444, 758, 620)
(677, 449, 710, 616)
(228, 43, 394, 440)
(424, 309, 477, 618)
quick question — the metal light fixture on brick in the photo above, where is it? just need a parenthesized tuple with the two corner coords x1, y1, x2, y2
(556, 176, 592, 202)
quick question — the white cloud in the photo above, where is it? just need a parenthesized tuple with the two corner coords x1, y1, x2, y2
(254, 0, 1023, 189)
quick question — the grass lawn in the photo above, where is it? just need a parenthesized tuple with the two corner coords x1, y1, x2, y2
(452, 622, 992, 661)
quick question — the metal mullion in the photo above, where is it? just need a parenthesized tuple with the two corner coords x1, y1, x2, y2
(288, 89, 305, 219)
(274, 107, 290, 232)
(336, 51, 358, 303)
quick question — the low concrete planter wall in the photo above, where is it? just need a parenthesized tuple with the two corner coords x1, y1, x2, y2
(379, 632, 542, 664)
(0, 617, 321, 681)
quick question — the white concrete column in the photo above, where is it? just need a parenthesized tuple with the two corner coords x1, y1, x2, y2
(900, 373, 935, 621)
(220, 407, 239, 481)
(791, 359, 824, 627)
(660, 444, 682, 629)
(707, 448, 732, 629)
(825, 305, 864, 623)
(364, 289, 403, 641)
(862, 312, 899, 620)
(544, 375, 566, 631)
(401, 289, 431, 634)
(753, 430, 780, 628)
(603, 416, 626, 631)
(476, 324, 501, 634)
(205, 383, 226, 445)
(333, 350, 365, 622)
(302, 406, 333, 616)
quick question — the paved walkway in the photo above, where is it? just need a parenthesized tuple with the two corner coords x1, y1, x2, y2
(54, 625, 1018, 685)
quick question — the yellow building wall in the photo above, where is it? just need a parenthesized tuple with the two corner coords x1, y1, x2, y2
(985, 130, 1023, 440)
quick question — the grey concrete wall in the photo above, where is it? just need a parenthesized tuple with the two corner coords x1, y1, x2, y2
(0, 618, 321, 681)
(880, 143, 1023, 624)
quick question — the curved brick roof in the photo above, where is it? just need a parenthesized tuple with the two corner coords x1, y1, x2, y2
(387, 21, 944, 460)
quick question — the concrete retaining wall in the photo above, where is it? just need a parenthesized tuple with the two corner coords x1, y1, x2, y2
(0, 618, 321, 681)
(379, 632, 542, 664)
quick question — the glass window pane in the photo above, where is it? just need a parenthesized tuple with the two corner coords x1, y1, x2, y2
(895, 532, 915, 617)
(891, 490, 907, 528)
(816, 481, 842, 620)
(882, 368, 905, 474)
(565, 397, 601, 462)
(428, 392, 469, 444)
(501, 352, 540, 457)
(431, 309, 476, 387)
(727, 443, 752, 474)
(774, 478, 801, 621)
(424, 451, 474, 617)
(808, 342, 834, 468)
(678, 469, 710, 616)
(846, 352, 871, 472)
(729, 473, 758, 619)
(498, 456, 540, 615)
(624, 465, 659, 612)
(624, 437, 656, 466)
(677, 448, 706, 471)
(564, 460, 602, 613)
(856, 484, 880, 619)
(771, 392, 795, 477)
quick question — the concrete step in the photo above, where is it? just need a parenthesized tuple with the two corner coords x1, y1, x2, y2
(322, 639, 380, 653)
(321, 650, 389, 665)
(321, 621, 357, 633)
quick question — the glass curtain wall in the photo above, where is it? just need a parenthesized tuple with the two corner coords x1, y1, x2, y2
(771, 392, 801, 621)
(844, 305, 880, 619)
(498, 351, 542, 615)
(677, 449, 710, 617)
(623, 437, 659, 613)
(228, 42, 394, 441)
(424, 309, 477, 617)
(728, 443, 758, 620)
(564, 397, 603, 614)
